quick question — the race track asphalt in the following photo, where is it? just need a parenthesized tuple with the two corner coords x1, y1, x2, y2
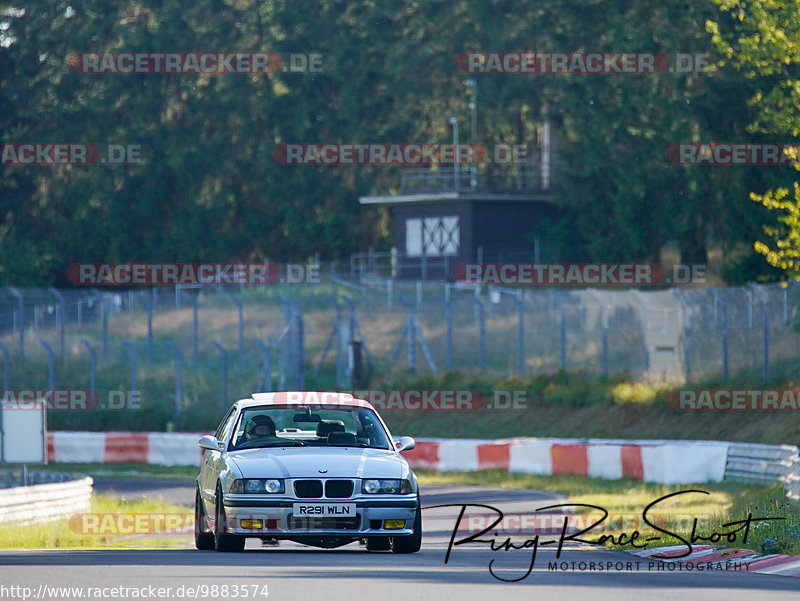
(1, 481, 798, 600)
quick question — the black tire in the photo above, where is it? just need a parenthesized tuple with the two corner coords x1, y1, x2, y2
(194, 487, 214, 550)
(214, 485, 245, 552)
(365, 536, 391, 551)
(391, 495, 422, 554)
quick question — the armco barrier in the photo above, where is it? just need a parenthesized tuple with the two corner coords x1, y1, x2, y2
(725, 442, 800, 500)
(42, 432, 800, 492)
(47, 431, 207, 466)
(0, 476, 93, 525)
(405, 438, 730, 484)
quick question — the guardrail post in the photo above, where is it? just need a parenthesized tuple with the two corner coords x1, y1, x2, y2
(49, 288, 66, 356)
(211, 341, 228, 409)
(81, 340, 96, 396)
(40, 340, 55, 390)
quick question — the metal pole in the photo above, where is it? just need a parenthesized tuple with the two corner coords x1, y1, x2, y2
(40, 340, 55, 390)
(784, 285, 789, 325)
(81, 340, 96, 396)
(471, 296, 486, 372)
(211, 341, 228, 410)
(191, 295, 198, 369)
(101, 297, 108, 359)
(449, 117, 459, 190)
(684, 327, 691, 380)
(467, 78, 477, 189)
(722, 302, 729, 382)
(763, 303, 770, 381)
(8, 287, 24, 357)
(225, 292, 244, 373)
(252, 338, 273, 392)
(516, 291, 524, 375)
(0, 343, 9, 390)
(446, 297, 453, 371)
(121, 341, 138, 394)
(49, 288, 66, 356)
(137, 292, 153, 365)
(166, 342, 183, 420)
(295, 306, 304, 389)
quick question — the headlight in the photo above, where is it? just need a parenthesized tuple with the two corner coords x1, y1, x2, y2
(361, 479, 412, 494)
(230, 479, 285, 494)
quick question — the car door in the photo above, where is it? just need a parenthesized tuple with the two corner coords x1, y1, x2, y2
(199, 406, 237, 506)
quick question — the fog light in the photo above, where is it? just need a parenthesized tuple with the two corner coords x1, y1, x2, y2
(384, 520, 405, 530)
(240, 519, 262, 529)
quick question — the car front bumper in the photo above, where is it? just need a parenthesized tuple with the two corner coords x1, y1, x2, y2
(221, 495, 418, 537)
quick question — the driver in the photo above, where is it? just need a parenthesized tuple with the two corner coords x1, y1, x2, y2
(245, 414, 277, 441)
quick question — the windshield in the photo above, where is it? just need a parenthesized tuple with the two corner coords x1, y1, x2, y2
(229, 405, 392, 450)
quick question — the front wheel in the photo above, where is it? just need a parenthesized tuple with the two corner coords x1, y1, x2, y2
(214, 485, 245, 552)
(392, 495, 422, 554)
(194, 487, 214, 550)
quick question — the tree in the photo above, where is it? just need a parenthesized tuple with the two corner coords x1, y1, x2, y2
(708, 0, 800, 278)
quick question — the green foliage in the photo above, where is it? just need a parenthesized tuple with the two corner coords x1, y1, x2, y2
(709, 0, 800, 279)
(0, 1, 793, 284)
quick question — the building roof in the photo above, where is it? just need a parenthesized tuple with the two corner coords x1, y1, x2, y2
(358, 191, 555, 205)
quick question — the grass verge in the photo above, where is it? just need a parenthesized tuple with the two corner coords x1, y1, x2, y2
(417, 470, 800, 555)
(0, 494, 192, 550)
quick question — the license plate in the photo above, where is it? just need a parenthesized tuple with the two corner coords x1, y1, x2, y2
(292, 503, 356, 518)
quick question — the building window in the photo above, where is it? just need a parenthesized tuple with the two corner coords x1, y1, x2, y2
(406, 216, 459, 257)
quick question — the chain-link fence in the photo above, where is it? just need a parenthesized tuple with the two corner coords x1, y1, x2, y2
(1, 271, 799, 430)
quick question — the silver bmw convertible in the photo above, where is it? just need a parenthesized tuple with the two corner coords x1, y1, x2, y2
(194, 392, 421, 553)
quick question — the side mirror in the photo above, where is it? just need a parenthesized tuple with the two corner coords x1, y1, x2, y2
(198, 435, 222, 451)
(395, 436, 416, 452)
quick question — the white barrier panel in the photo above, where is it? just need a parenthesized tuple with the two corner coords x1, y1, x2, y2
(148, 432, 204, 466)
(508, 442, 552, 475)
(642, 442, 729, 484)
(51, 432, 105, 463)
(588, 445, 623, 480)
(0, 476, 93, 525)
(436, 440, 484, 472)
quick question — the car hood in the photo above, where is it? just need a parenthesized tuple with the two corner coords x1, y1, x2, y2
(228, 446, 407, 480)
